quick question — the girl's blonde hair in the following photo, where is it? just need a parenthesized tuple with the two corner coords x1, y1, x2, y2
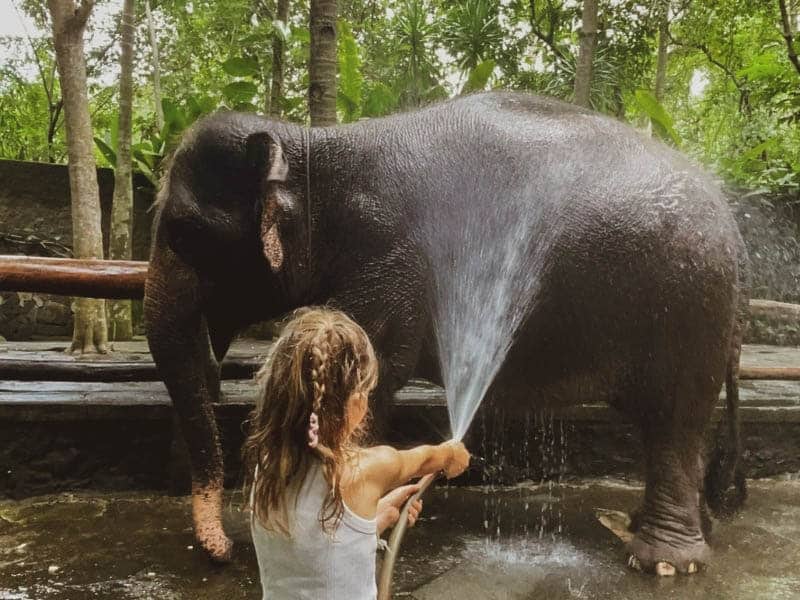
(243, 307, 379, 535)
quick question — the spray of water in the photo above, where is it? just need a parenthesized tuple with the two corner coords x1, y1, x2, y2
(416, 182, 551, 441)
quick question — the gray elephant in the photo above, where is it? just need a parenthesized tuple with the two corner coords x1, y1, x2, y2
(144, 91, 748, 573)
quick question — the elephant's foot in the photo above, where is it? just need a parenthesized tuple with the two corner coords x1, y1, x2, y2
(626, 529, 709, 576)
(192, 484, 233, 563)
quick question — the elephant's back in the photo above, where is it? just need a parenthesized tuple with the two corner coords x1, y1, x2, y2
(392, 92, 744, 410)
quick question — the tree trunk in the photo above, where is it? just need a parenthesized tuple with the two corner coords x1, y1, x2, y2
(109, 0, 135, 341)
(654, 0, 669, 102)
(145, 0, 164, 129)
(573, 0, 598, 108)
(309, 0, 337, 126)
(271, 0, 291, 117)
(47, 0, 108, 355)
(778, 0, 800, 77)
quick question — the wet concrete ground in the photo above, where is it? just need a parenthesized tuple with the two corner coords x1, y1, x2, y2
(1, 477, 799, 599)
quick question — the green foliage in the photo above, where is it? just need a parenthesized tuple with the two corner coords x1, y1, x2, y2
(461, 60, 495, 94)
(222, 57, 260, 78)
(441, 0, 503, 72)
(222, 81, 259, 106)
(632, 90, 681, 146)
(1, 0, 798, 204)
(337, 20, 363, 122)
(392, 0, 447, 108)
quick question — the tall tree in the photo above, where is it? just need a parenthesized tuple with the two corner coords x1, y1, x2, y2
(309, 0, 338, 125)
(654, 0, 670, 102)
(47, 0, 108, 354)
(778, 0, 800, 76)
(108, 0, 135, 341)
(145, 0, 164, 129)
(574, 0, 598, 107)
(271, 0, 291, 117)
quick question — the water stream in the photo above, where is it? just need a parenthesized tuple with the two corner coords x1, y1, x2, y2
(416, 182, 553, 441)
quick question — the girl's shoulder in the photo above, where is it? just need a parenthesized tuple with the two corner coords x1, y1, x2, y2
(349, 445, 402, 485)
(355, 444, 400, 467)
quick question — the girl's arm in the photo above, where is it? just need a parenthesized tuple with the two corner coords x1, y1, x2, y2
(361, 441, 469, 496)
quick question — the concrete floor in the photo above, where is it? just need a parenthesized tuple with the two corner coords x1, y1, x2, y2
(1, 478, 799, 599)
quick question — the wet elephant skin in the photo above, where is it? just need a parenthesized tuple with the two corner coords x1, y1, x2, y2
(144, 92, 748, 570)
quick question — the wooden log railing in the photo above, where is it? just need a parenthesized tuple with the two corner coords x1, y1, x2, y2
(0, 357, 258, 382)
(0, 254, 798, 381)
(0, 255, 148, 299)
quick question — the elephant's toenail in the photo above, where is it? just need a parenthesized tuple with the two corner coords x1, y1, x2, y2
(655, 562, 676, 576)
(627, 554, 642, 571)
(687, 562, 698, 574)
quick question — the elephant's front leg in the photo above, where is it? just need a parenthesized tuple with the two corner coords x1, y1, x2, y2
(144, 248, 232, 562)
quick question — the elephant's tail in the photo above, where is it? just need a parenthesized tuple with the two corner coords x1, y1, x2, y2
(704, 311, 748, 518)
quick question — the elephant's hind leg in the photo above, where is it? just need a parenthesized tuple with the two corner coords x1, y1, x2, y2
(628, 412, 715, 575)
(145, 250, 232, 562)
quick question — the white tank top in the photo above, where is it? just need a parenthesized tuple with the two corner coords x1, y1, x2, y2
(251, 460, 378, 600)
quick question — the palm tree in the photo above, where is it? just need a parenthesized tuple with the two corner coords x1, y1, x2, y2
(393, 0, 445, 107)
(309, 0, 338, 126)
(440, 0, 503, 73)
(574, 0, 599, 107)
(109, 0, 136, 341)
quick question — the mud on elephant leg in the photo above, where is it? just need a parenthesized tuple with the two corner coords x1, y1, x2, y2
(152, 331, 232, 561)
(145, 259, 233, 562)
(628, 425, 711, 576)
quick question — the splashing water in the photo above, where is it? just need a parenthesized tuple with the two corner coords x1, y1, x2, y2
(416, 182, 553, 441)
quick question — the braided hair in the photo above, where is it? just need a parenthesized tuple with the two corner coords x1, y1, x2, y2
(243, 307, 379, 535)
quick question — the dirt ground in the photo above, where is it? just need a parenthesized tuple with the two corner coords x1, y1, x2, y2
(2, 477, 799, 599)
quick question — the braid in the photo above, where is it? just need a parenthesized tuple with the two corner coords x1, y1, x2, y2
(308, 328, 336, 462)
(309, 330, 332, 411)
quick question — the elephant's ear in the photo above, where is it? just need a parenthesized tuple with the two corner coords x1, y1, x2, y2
(246, 132, 288, 183)
(247, 132, 290, 272)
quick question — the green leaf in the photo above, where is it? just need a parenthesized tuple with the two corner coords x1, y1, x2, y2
(233, 101, 258, 112)
(161, 98, 187, 136)
(132, 147, 155, 170)
(737, 53, 782, 82)
(133, 156, 158, 186)
(222, 57, 260, 77)
(291, 26, 310, 44)
(337, 20, 362, 122)
(362, 82, 397, 117)
(94, 136, 117, 168)
(222, 81, 258, 104)
(633, 90, 681, 147)
(741, 138, 778, 162)
(461, 60, 495, 94)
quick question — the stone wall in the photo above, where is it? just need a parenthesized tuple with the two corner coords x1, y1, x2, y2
(0, 159, 154, 339)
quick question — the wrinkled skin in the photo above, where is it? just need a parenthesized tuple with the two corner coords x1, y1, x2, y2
(144, 92, 748, 570)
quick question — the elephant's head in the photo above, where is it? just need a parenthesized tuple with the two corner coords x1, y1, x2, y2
(158, 111, 312, 306)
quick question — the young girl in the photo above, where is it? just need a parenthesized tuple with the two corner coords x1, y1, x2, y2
(243, 308, 470, 599)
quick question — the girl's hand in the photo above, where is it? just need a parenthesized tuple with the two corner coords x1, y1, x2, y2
(376, 483, 423, 535)
(442, 441, 470, 479)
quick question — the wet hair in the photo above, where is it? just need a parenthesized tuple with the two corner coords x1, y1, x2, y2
(243, 307, 379, 535)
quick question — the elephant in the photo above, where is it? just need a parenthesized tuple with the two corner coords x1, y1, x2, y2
(144, 91, 748, 573)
